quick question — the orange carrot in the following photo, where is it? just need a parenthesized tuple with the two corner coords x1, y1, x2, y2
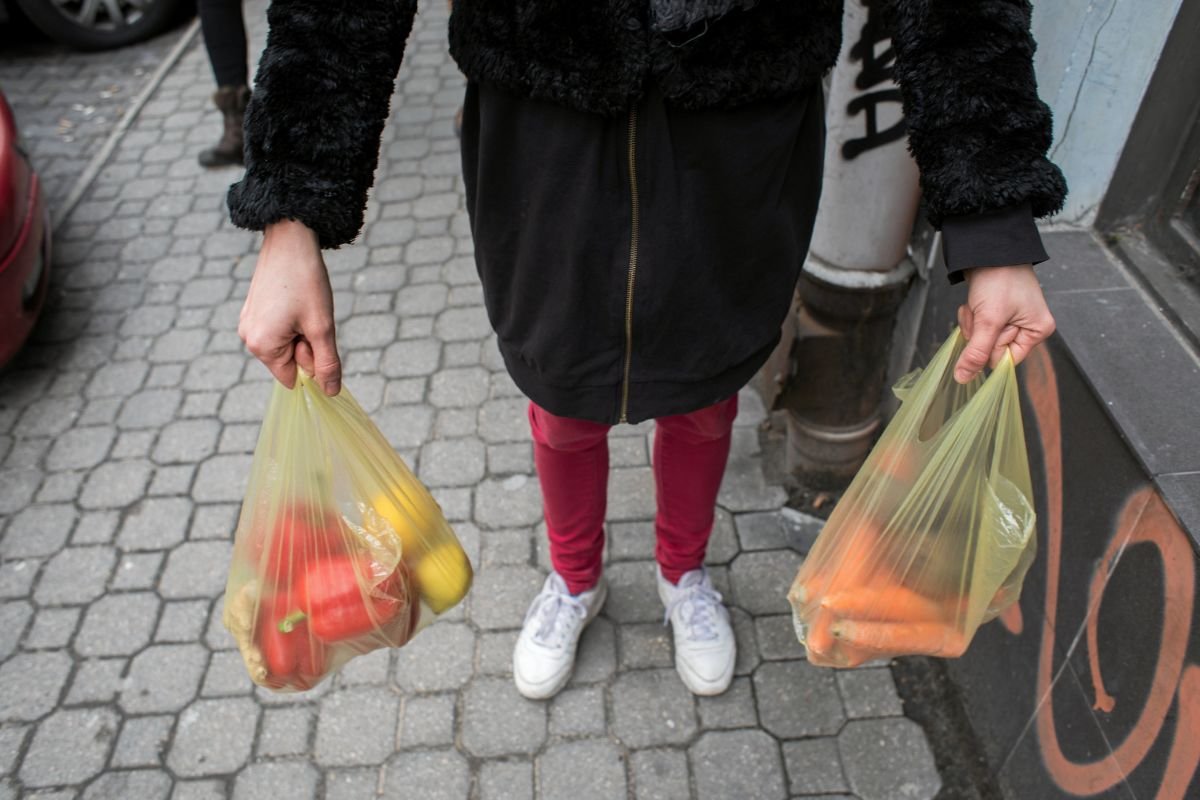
(831, 620, 967, 658)
(819, 583, 948, 623)
(804, 608, 835, 657)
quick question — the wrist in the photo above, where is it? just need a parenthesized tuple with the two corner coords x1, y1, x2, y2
(264, 218, 318, 247)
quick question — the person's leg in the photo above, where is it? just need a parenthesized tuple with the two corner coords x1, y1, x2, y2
(197, 0, 250, 167)
(652, 394, 739, 696)
(653, 394, 738, 580)
(514, 402, 611, 699)
(198, 0, 248, 88)
(528, 402, 611, 594)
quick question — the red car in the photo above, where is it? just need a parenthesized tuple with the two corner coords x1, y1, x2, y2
(0, 90, 50, 368)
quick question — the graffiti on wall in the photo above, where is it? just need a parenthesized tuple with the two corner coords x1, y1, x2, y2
(842, 0, 907, 161)
(1018, 346, 1200, 798)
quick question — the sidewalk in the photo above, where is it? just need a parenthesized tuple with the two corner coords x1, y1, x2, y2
(0, 1, 942, 798)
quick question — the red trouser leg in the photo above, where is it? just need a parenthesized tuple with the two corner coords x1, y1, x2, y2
(653, 395, 738, 584)
(528, 403, 611, 595)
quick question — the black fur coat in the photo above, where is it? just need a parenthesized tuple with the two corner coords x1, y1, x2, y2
(229, 0, 1067, 250)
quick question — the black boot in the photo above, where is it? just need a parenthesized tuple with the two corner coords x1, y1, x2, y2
(198, 85, 250, 168)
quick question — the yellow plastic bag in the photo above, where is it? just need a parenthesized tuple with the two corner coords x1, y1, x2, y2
(788, 328, 1036, 667)
(223, 372, 472, 691)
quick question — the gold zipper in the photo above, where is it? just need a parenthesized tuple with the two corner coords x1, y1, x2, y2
(619, 107, 641, 424)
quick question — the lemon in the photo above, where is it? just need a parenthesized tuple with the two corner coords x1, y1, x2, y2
(415, 543, 473, 613)
(369, 491, 427, 561)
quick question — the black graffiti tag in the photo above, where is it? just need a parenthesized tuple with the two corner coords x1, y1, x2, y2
(842, 2, 907, 161)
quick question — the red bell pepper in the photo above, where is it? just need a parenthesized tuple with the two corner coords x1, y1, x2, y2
(248, 503, 347, 590)
(289, 553, 410, 643)
(257, 594, 327, 690)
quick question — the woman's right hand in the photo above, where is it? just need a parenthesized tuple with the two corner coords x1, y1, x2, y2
(238, 219, 342, 396)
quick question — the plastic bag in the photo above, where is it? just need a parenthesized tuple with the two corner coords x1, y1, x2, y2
(788, 328, 1036, 668)
(223, 372, 473, 691)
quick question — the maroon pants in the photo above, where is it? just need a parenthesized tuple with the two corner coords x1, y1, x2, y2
(528, 396, 738, 594)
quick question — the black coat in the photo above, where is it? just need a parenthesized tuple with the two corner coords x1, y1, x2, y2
(228, 0, 1067, 423)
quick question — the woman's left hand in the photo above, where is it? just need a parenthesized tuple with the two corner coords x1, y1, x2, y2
(954, 265, 1056, 384)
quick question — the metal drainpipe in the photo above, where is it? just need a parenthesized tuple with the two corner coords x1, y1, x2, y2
(780, 0, 922, 487)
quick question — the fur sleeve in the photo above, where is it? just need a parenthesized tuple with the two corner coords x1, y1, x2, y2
(227, 0, 417, 248)
(884, 0, 1068, 226)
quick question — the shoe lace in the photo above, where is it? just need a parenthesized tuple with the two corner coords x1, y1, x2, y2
(524, 575, 589, 649)
(663, 570, 724, 642)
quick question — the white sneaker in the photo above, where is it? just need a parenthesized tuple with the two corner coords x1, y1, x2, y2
(513, 572, 607, 699)
(657, 566, 736, 696)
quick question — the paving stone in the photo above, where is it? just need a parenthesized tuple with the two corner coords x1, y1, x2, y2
(79, 455, 153, 506)
(398, 692, 456, 748)
(118, 388, 183, 429)
(112, 715, 174, 767)
(0, 651, 72, 721)
(120, 644, 208, 713)
(373, 405, 435, 450)
(149, 330, 209, 363)
(549, 686, 607, 737)
(190, 504, 238, 541)
(753, 614, 805, 662)
(782, 737, 849, 796)
(149, 464, 197, 496)
(690, 729, 786, 800)
(121, 305, 177, 337)
(23, 607, 81, 649)
(429, 366, 488, 408)
(631, 748, 690, 800)
(119, 497, 193, 549)
(486, 442, 531, 476)
(728, 549, 803, 616)
(478, 527, 532, 567)
(619, 622, 673, 670)
(177, 276, 231, 309)
(45, 426, 115, 471)
(0, 601, 32, 660)
(754, 659, 846, 739)
(34, 546, 117, 605)
(430, 486, 473, 523)
(838, 718, 941, 800)
(418, 437, 485, 487)
(155, 599, 210, 643)
(383, 749, 469, 800)
(469, 564, 544, 630)
(704, 508, 740, 566)
(479, 760, 533, 800)
(182, 354, 246, 392)
(0, 558, 38, 598)
(461, 676, 547, 757)
(167, 698, 259, 777)
(474, 475, 542, 529)
(608, 521, 655, 561)
(73, 510, 121, 545)
(606, 466, 657, 522)
(475, 398, 528, 443)
(16, 396, 82, 438)
(696, 676, 758, 730)
(82, 770, 172, 800)
(219, 382, 272, 423)
(717, 431, 788, 512)
(570, 616, 618, 685)
(381, 339, 441, 377)
(604, 561, 662, 624)
(611, 669, 697, 748)
(476, 628, 520, 675)
(172, 779, 228, 800)
(112, 551, 165, 590)
(258, 706, 313, 757)
(315, 687, 399, 766)
(159, 540, 232, 598)
(1, 504, 76, 557)
(75, 592, 160, 657)
(19, 708, 119, 788)
(192, 454, 254, 502)
(837, 667, 905, 719)
(394, 621, 475, 692)
(0, 725, 27, 778)
(539, 738, 627, 800)
(341, 314, 398, 350)
(337, 647, 391, 686)
(65, 657, 126, 706)
(200, 649, 254, 699)
(233, 761, 319, 800)
(434, 407, 477, 437)
(113, 429, 157, 459)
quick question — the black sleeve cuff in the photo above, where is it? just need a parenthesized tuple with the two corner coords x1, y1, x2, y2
(940, 201, 1050, 284)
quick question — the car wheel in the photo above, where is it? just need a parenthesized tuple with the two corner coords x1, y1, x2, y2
(14, 0, 191, 51)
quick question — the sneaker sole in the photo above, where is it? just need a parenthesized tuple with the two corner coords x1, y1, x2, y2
(513, 580, 608, 700)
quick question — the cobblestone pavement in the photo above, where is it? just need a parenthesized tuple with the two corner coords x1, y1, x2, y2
(0, 1, 943, 798)
(0, 13, 196, 214)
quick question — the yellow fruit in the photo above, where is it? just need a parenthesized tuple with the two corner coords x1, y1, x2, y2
(415, 543, 473, 614)
(369, 491, 427, 561)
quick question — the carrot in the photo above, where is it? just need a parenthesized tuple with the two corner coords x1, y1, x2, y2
(804, 608, 836, 657)
(819, 583, 948, 623)
(873, 441, 920, 486)
(831, 619, 968, 658)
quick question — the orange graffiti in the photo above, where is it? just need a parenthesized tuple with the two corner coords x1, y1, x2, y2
(1023, 345, 1200, 798)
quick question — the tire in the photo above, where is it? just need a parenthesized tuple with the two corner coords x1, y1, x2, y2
(14, 0, 189, 51)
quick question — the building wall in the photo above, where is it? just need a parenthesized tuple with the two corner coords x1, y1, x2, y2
(1031, 0, 1183, 224)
